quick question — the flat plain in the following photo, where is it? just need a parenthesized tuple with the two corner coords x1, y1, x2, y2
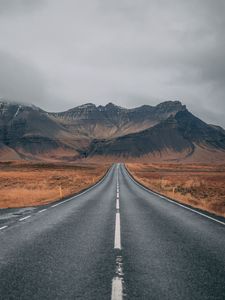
(0, 161, 109, 208)
(127, 163, 225, 217)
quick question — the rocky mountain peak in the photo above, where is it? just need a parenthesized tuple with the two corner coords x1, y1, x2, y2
(67, 103, 97, 113)
(97, 102, 126, 112)
(1, 99, 225, 162)
(155, 100, 186, 112)
(0, 100, 41, 121)
(77, 103, 97, 109)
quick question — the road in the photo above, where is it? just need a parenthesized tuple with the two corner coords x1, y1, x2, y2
(0, 163, 225, 299)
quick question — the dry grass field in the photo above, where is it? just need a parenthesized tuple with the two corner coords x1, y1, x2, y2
(0, 161, 109, 208)
(126, 163, 225, 217)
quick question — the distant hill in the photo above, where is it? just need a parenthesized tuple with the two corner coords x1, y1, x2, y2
(0, 100, 225, 162)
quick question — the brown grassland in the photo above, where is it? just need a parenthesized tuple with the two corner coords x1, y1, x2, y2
(0, 161, 109, 208)
(126, 163, 225, 217)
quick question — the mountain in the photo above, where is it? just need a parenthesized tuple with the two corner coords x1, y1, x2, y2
(0, 100, 225, 162)
(53, 101, 186, 138)
(0, 101, 86, 161)
(84, 110, 225, 162)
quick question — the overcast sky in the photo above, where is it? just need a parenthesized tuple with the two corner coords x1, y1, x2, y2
(0, 0, 225, 127)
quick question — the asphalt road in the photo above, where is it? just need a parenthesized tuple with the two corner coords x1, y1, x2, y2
(0, 163, 225, 299)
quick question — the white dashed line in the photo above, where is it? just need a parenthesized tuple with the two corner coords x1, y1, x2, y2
(51, 202, 63, 208)
(38, 209, 47, 213)
(116, 198, 120, 210)
(6, 165, 114, 230)
(19, 215, 31, 222)
(114, 165, 121, 250)
(0, 225, 8, 231)
(114, 212, 121, 249)
(112, 164, 123, 299)
(111, 277, 123, 300)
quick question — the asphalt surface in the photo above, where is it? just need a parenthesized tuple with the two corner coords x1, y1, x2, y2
(0, 163, 225, 299)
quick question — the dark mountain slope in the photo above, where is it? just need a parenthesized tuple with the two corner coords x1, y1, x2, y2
(174, 111, 225, 149)
(0, 100, 225, 162)
(0, 101, 82, 160)
(84, 110, 225, 161)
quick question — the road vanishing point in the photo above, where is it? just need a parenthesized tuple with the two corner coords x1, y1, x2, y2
(0, 164, 225, 299)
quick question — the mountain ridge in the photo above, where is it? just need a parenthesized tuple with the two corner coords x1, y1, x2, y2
(83, 110, 225, 161)
(0, 99, 224, 162)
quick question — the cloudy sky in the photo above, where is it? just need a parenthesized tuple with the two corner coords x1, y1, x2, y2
(0, 0, 225, 127)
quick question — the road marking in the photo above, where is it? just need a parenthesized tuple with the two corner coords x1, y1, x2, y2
(116, 198, 120, 210)
(125, 165, 225, 227)
(51, 202, 63, 208)
(112, 164, 123, 300)
(111, 277, 123, 300)
(19, 215, 31, 222)
(0, 225, 8, 231)
(114, 213, 121, 250)
(115, 165, 121, 249)
(38, 209, 47, 213)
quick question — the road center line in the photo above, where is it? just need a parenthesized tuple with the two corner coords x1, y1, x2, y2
(112, 164, 124, 300)
(19, 215, 31, 222)
(111, 277, 123, 300)
(115, 169, 121, 249)
(116, 198, 120, 210)
(114, 165, 121, 249)
(114, 212, 121, 249)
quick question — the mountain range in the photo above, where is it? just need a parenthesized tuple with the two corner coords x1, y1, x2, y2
(0, 100, 225, 162)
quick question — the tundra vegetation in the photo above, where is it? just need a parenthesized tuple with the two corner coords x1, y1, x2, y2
(0, 161, 109, 208)
(127, 163, 225, 217)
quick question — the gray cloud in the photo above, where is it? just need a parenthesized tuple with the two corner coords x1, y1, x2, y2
(0, 0, 44, 14)
(0, 0, 224, 126)
(0, 51, 49, 105)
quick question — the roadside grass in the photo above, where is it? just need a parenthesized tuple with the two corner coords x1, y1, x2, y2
(0, 161, 109, 208)
(126, 163, 225, 217)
